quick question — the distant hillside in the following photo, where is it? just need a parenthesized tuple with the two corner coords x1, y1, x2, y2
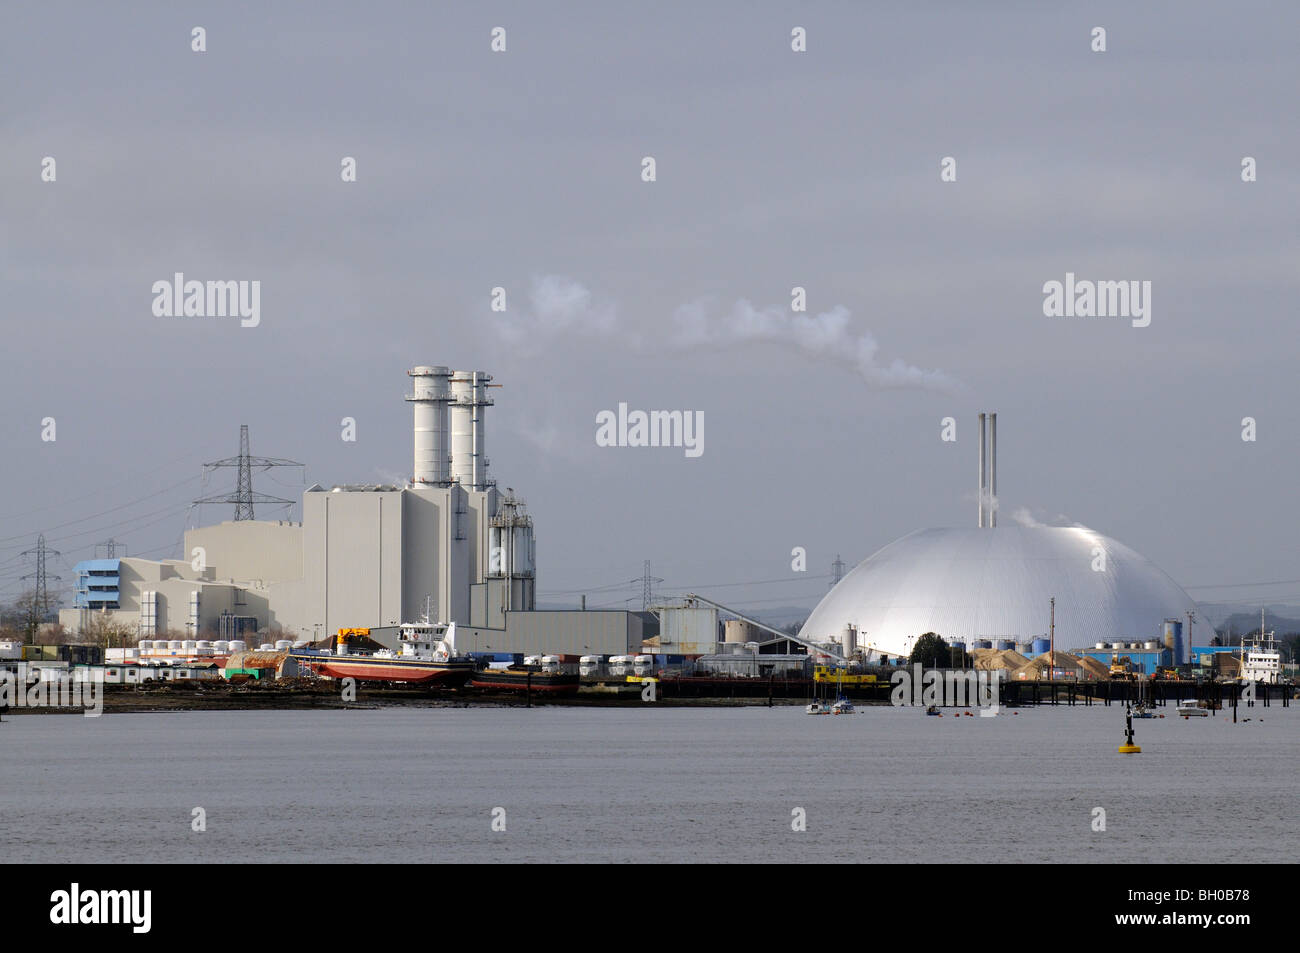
(1195, 602, 1300, 632)
(746, 606, 812, 631)
(1211, 610, 1300, 642)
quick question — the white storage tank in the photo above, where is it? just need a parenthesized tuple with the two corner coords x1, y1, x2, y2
(214, 640, 230, 653)
(274, 640, 292, 651)
(168, 640, 183, 651)
(842, 625, 857, 657)
(512, 526, 535, 576)
(182, 640, 197, 653)
(258, 643, 274, 651)
(1144, 641, 1158, 650)
(137, 640, 153, 652)
(1095, 642, 1106, 650)
(228, 640, 247, 653)
(488, 526, 505, 575)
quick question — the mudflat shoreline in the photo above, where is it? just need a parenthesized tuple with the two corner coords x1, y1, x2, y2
(0, 681, 791, 714)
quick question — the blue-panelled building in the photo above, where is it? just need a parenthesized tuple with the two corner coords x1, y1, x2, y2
(1075, 647, 1172, 674)
(1075, 644, 1240, 675)
(73, 558, 122, 609)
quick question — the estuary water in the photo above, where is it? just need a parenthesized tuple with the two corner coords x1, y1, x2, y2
(1, 704, 1294, 863)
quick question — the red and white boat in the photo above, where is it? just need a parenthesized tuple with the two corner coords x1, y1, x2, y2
(291, 622, 474, 686)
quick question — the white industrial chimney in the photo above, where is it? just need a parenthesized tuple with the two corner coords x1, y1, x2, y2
(977, 412, 986, 527)
(977, 411, 998, 528)
(989, 412, 997, 527)
(449, 371, 493, 490)
(406, 366, 453, 485)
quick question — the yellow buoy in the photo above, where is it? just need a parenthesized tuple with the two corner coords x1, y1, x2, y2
(1119, 704, 1141, 754)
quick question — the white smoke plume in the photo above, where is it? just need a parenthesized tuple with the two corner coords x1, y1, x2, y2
(494, 275, 622, 345)
(492, 275, 956, 391)
(1010, 506, 1090, 530)
(670, 297, 956, 391)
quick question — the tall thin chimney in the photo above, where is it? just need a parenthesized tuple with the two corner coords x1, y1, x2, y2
(989, 412, 997, 527)
(449, 371, 494, 490)
(977, 412, 987, 527)
(406, 366, 453, 485)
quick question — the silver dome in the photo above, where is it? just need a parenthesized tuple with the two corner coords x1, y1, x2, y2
(800, 526, 1199, 657)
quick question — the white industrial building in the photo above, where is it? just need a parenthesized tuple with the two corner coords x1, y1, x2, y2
(57, 365, 645, 654)
(798, 413, 1203, 661)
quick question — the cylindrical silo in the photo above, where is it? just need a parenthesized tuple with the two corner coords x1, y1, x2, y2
(511, 525, 534, 576)
(488, 525, 505, 575)
(1031, 638, 1050, 656)
(1162, 619, 1185, 665)
(406, 365, 453, 485)
(723, 620, 751, 643)
(974, 639, 993, 650)
(996, 639, 1014, 651)
(843, 625, 858, 657)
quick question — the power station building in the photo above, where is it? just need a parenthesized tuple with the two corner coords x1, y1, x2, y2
(60, 366, 647, 656)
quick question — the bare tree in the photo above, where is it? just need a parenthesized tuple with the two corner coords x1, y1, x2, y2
(79, 612, 139, 650)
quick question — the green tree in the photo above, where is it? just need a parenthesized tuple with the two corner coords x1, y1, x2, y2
(909, 632, 961, 668)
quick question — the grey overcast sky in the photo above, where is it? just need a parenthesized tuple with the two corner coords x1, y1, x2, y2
(1, 2, 1297, 618)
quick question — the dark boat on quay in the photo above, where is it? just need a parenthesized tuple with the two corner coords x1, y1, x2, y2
(470, 665, 580, 696)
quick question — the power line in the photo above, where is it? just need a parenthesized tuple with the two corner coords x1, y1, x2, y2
(0, 473, 201, 547)
(193, 424, 302, 521)
(831, 555, 846, 588)
(1184, 579, 1300, 590)
(19, 534, 60, 618)
(638, 560, 664, 610)
(0, 450, 199, 523)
